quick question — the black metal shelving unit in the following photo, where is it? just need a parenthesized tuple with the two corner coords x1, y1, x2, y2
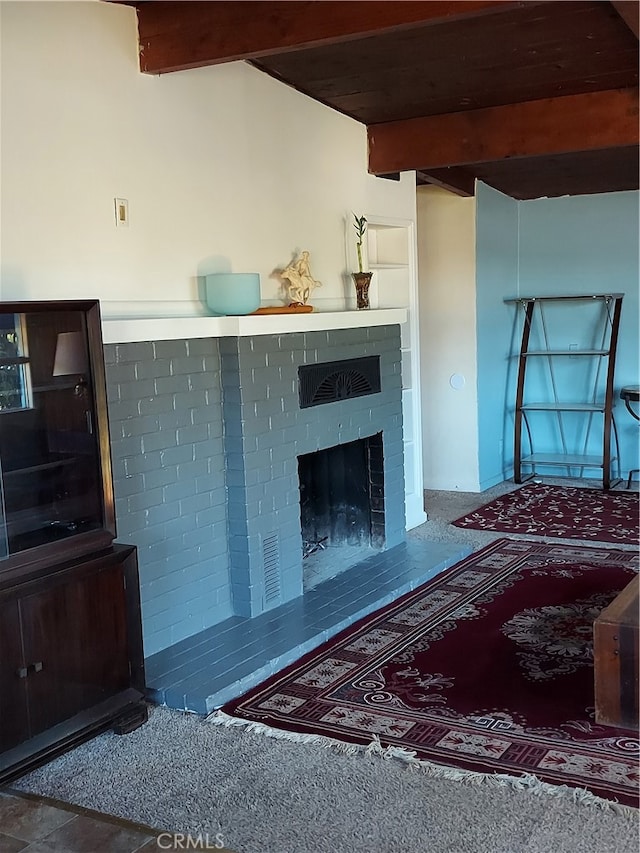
(505, 293, 624, 490)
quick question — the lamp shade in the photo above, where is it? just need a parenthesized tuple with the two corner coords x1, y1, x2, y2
(204, 273, 261, 316)
(52, 331, 87, 376)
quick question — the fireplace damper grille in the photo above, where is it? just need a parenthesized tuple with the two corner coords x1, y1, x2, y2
(298, 356, 381, 408)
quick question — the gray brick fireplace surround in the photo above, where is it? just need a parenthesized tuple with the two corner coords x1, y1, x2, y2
(103, 320, 471, 711)
(105, 325, 405, 658)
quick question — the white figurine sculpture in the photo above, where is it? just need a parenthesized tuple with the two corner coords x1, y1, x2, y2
(281, 251, 322, 306)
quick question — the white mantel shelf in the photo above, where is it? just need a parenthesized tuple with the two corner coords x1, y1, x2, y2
(101, 308, 408, 344)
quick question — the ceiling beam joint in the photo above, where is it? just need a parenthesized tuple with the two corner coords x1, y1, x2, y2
(610, 1, 639, 39)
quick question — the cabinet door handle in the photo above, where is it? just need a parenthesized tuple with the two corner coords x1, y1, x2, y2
(29, 661, 43, 674)
(16, 667, 28, 679)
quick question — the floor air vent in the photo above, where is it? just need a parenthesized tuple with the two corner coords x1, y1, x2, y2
(298, 356, 381, 408)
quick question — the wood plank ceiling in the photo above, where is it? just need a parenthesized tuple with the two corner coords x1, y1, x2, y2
(119, 0, 639, 200)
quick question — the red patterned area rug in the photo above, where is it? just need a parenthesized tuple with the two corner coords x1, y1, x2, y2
(217, 539, 639, 809)
(452, 483, 639, 545)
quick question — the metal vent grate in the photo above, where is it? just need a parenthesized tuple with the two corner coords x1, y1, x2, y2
(262, 533, 281, 604)
(298, 356, 381, 408)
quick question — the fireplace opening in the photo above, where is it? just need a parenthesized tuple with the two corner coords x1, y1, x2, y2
(298, 432, 384, 589)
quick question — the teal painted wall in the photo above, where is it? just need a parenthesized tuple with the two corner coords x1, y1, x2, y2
(476, 184, 639, 487)
(475, 183, 519, 489)
(517, 191, 639, 482)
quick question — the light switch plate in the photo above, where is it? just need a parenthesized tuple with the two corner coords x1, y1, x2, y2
(114, 198, 129, 227)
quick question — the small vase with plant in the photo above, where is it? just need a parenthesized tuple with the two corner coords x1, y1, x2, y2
(352, 213, 372, 310)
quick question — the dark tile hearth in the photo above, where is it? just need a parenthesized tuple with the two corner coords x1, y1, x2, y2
(145, 537, 471, 714)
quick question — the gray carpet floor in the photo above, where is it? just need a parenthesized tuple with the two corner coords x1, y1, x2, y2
(12, 477, 640, 853)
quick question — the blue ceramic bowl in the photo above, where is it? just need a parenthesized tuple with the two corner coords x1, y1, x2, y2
(205, 273, 261, 315)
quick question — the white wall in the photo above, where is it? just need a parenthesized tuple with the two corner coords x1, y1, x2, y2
(474, 182, 519, 490)
(0, 1, 416, 313)
(417, 187, 479, 491)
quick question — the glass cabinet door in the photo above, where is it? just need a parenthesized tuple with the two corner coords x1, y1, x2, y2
(0, 457, 7, 560)
(0, 308, 105, 557)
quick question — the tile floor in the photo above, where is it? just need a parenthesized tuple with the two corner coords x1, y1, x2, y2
(0, 789, 159, 852)
(0, 789, 237, 852)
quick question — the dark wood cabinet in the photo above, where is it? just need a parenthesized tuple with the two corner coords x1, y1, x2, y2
(0, 301, 115, 567)
(0, 546, 146, 783)
(0, 301, 146, 784)
(0, 599, 27, 753)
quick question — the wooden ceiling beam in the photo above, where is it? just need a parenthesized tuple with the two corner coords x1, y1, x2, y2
(416, 168, 475, 197)
(368, 88, 640, 175)
(134, 0, 538, 74)
(610, 1, 639, 39)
